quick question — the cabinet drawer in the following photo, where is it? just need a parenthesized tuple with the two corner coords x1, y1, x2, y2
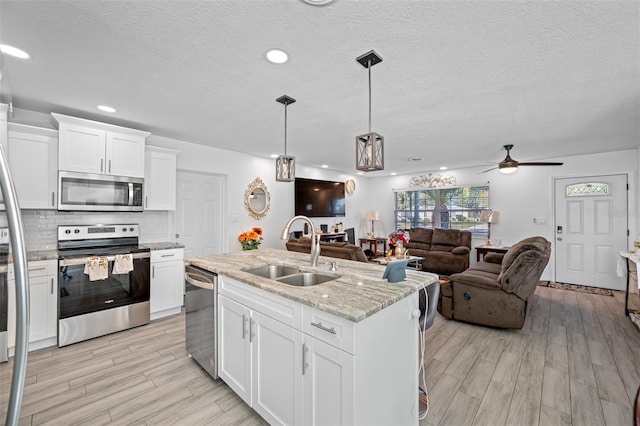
(151, 249, 184, 262)
(219, 276, 301, 328)
(302, 306, 355, 354)
(9, 259, 56, 280)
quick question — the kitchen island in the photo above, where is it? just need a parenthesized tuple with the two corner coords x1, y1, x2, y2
(186, 248, 437, 426)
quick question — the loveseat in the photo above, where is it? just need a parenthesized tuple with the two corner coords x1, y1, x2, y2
(285, 237, 369, 263)
(402, 228, 472, 276)
(438, 236, 551, 329)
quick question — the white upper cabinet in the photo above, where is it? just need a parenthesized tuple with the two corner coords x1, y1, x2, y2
(7, 123, 58, 209)
(53, 113, 149, 178)
(145, 146, 178, 210)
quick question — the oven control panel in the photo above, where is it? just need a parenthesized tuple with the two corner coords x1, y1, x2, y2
(58, 224, 139, 241)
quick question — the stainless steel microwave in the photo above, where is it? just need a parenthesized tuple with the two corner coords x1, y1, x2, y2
(58, 171, 144, 212)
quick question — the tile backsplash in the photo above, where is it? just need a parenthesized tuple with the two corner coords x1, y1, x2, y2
(0, 210, 170, 251)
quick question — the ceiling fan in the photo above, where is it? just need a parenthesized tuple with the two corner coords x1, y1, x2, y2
(483, 144, 564, 174)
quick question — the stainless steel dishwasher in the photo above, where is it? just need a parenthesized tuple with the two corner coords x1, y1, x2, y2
(185, 264, 218, 379)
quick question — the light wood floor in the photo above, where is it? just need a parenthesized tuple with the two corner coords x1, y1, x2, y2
(0, 285, 638, 425)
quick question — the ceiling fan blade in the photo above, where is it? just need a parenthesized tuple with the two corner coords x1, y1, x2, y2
(481, 166, 497, 173)
(518, 162, 564, 166)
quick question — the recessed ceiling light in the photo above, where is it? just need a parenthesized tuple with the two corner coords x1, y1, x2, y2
(97, 105, 116, 113)
(440, 166, 448, 170)
(321, 164, 329, 168)
(300, 0, 335, 5)
(390, 172, 398, 176)
(0, 44, 30, 59)
(265, 49, 289, 64)
(356, 172, 364, 175)
(270, 154, 279, 158)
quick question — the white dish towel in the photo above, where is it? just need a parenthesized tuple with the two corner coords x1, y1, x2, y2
(112, 254, 134, 274)
(83, 256, 109, 281)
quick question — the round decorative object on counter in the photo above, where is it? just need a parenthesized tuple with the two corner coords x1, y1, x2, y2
(345, 178, 356, 194)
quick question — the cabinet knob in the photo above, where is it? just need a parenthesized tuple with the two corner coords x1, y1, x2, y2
(175, 234, 180, 239)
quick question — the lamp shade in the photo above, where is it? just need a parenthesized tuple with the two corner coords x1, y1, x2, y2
(365, 210, 379, 221)
(480, 209, 499, 224)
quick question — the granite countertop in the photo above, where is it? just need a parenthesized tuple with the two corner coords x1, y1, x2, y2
(27, 250, 59, 261)
(186, 248, 437, 323)
(141, 242, 185, 250)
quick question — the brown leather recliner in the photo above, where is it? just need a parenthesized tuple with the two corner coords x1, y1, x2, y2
(438, 236, 551, 329)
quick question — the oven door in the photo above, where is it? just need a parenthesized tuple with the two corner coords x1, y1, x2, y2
(58, 253, 150, 319)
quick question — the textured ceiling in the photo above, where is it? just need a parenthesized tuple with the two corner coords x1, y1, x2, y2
(0, 0, 638, 176)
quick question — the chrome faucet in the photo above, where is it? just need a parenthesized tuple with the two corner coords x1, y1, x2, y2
(281, 215, 320, 267)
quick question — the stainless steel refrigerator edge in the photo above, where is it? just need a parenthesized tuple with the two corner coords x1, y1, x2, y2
(185, 265, 218, 379)
(0, 137, 31, 426)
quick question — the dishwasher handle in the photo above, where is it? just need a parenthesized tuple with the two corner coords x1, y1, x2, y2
(185, 272, 215, 290)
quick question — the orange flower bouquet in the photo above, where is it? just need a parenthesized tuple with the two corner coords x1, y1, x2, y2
(238, 227, 263, 250)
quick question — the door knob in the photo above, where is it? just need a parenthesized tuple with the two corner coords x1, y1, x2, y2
(557, 237, 562, 241)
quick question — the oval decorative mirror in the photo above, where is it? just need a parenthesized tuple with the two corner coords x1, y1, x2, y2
(244, 177, 270, 220)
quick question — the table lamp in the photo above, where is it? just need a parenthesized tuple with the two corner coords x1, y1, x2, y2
(480, 209, 499, 245)
(365, 210, 379, 237)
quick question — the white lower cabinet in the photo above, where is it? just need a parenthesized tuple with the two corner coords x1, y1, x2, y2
(8, 260, 59, 353)
(302, 334, 354, 425)
(218, 275, 418, 426)
(150, 249, 184, 320)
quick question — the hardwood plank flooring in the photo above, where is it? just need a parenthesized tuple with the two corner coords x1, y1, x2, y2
(0, 284, 637, 425)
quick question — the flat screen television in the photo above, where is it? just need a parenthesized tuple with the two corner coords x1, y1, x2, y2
(295, 178, 345, 217)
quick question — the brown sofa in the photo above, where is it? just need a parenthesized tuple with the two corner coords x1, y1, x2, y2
(285, 237, 369, 263)
(402, 228, 471, 276)
(438, 236, 551, 329)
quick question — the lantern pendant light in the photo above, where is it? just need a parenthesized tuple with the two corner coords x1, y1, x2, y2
(275, 95, 296, 182)
(355, 50, 384, 172)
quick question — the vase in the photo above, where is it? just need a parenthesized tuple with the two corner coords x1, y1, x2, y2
(395, 242, 405, 258)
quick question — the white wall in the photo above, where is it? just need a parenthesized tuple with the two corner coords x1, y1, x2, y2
(147, 135, 370, 252)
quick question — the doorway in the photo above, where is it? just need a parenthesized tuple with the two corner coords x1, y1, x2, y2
(554, 174, 627, 290)
(176, 171, 225, 258)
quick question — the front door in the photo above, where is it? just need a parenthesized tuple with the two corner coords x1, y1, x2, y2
(554, 175, 627, 290)
(176, 171, 224, 257)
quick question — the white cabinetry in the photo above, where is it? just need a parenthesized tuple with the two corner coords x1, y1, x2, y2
(219, 289, 303, 425)
(8, 260, 59, 353)
(144, 146, 178, 210)
(53, 113, 149, 178)
(150, 248, 184, 320)
(7, 123, 58, 209)
(218, 275, 417, 425)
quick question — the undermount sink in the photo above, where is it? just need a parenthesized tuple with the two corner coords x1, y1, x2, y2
(276, 272, 339, 287)
(243, 264, 339, 287)
(244, 264, 300, 279)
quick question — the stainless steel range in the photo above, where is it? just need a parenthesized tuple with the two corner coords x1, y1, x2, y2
(57, 224, 150, 347)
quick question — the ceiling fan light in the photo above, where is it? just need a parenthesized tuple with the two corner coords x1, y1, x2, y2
(499, 165, 518, 174)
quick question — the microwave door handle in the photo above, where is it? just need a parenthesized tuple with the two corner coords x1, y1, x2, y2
(128, 182, 134, 206)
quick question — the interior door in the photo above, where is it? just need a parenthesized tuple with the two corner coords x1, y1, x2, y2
(554, 175, 627, 290)
(175, 171, 224, 257)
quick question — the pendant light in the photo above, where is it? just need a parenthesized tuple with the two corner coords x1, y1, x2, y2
(355, 50, 384, 172)
(275, 95, 296, 182)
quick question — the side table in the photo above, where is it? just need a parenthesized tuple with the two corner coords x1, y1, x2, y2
(359, 237, 387, 258)
(475, 245, 510, 262)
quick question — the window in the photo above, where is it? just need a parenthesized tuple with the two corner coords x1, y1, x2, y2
(394, 185, 490, 236)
